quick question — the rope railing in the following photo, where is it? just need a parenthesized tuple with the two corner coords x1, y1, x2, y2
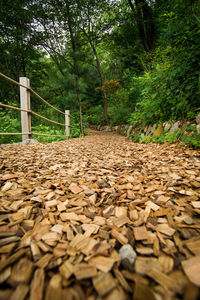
(0, 132, 30, 136)
(0, 103, 66, 127)
(0, 72, 65, 116)
(0, 72, 79, 141)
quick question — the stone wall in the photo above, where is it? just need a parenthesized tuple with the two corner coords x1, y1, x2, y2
(96, 113, 200, 138)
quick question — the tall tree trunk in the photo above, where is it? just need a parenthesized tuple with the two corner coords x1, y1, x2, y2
(79, 94, 84, 136)
(81, 28, 108, 123)
(128, 0, 156, 52)
(66, 5, 84, 134)
(92, 45, 108, 123)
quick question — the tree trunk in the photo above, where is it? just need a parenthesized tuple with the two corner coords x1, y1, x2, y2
(103, 89, 107, 123)
(79, 96, 84, 136)
(81, 28, 108, 123)
(128, 0, 156, 52)
(66, 5, 84, 133)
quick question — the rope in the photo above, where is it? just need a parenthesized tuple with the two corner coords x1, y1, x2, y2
(0, 132, 30, 136)
(0, 103, 65, 126)
(0, 72, 78, 120)
(0, 72, 31, 90)
(0, 132, 67, 138)
(31, 111, 65, 126)
(30, 89, 65, 115)
(32, 132, 67, 138)
(0, 103, 30, 113)
(0, 72, 65, 115)
(0, 72, 79, 137)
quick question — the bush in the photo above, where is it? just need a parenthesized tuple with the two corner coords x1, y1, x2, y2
(0, 110, 21, 144)
(129, 127, 200, 149)
(86, 105, 103, 125)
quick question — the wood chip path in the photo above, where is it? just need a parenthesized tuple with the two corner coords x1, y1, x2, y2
(0, 130, 200, 299)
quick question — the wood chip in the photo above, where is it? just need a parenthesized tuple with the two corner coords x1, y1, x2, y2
(8, 258, 33, 286)
(113, 216, 130, 227)
(59, 260, 74, 280)
(184, 237, 200, 255)
(158, 254, 174, 273)
(0, 249, 27, 272)
(30, 268, 45, 300)
(74, 263, 97, 280)
(35, 254, 53, 268)
(0, 236, 20, 246)
(191, 201, 200, 209)
(156, 223, 176, 236)
(30, 242, 41, 261)
(136, 245, 154, 255)
(60, 212, 80, 221)
(146, 200, 160, 211)
(134, 281, 156, 300)
(135, 257, 161, 275)
(182, 255, 200, 286)
(147, 268, 181, 291)
(45, 200, 58, 209)
(69, 183, 83, 194)
(10, 284, 29, 300)
(0, 267, 11, 284)
(89, 256, 116, 272)
(92, 272, 117, 296)
(133, 226, 148, 240)
(111, 229, 128, 245)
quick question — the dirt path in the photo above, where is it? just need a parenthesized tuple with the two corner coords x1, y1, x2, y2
(0, 131, 200, 299)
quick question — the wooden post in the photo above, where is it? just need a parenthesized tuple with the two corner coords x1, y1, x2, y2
(19, 77, 31, 141)
(65, 110, 70, 138)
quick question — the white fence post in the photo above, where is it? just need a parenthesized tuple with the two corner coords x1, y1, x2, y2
(65, 110, 70, 138)
(19, 77, 31, 141)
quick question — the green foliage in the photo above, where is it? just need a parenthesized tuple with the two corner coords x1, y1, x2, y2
(0, 110, 21, 144)
(129, 128, 200, 149)
(165, 130, 182, 143)
(86, 105, 103, 125)
(128, 34, 200, 126)
(181, 132, 200, 149)
(181, 125, 200, 148)
(31, 124, 66, 143)
(0, 108, 83, 144)
(130, 133, 140, 143)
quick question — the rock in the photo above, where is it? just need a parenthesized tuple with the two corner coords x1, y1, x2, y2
(126, 126, 133, 137)
(119, 244, 136, 272)
(146, 124, 157, 136)
(183, 216, 193, 225)
(104, 126, 112, 132)
(20, 139, 39, 145)
(164, 122, 172, 132)
(197, 124, 200, 134)
(196, 113, 200, 124)
(116, 125, 121, 134)
(152, 124, 163, 137)
(182, 121, 190, 132)
(120, 125, 126, 134)
(145, 125, 153, 136)
(169, 121, 181, 133)
(124, 125, 129, 135)
(143, 126, 149, 134)
(84, 189, 95, 196)
(96, 179, 110, 188)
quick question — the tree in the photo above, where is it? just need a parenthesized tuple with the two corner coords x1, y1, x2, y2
(128, 0, 156, 52)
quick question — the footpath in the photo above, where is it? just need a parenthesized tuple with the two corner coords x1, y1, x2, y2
(0, 131, 199, 299)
